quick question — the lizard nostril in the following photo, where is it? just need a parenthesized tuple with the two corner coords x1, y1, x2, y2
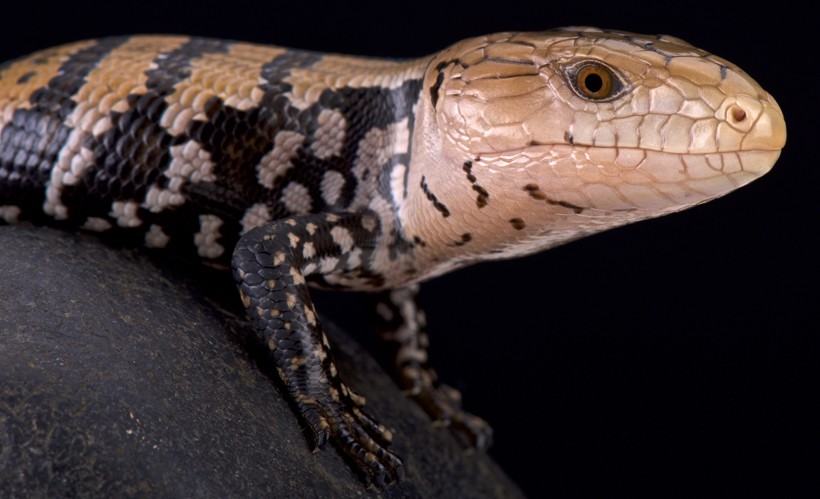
(730, 105, 747, 122)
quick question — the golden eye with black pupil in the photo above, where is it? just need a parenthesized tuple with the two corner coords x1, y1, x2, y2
(577, 65, 611, 98)
(566, 61, 626, 101)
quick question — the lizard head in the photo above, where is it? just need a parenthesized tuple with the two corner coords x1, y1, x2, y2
(407, 27, 785, 272)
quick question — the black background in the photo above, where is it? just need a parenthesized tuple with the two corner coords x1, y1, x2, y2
(1, 2, 815, 497)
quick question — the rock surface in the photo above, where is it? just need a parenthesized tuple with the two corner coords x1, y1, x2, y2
(0, 225, 524, 498)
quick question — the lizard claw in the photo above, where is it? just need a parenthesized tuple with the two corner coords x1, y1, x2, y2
(297, 390, 402, 485)
(329, 403, 403, 485)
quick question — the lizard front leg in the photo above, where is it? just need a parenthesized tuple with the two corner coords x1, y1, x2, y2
(232, 212, 402, 486)
(372, 285, 493, 450)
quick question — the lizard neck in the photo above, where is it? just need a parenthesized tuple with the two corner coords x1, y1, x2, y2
(397, 60, 587, 282)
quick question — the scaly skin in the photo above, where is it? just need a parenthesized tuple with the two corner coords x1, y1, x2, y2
(0, 28, 785, 485)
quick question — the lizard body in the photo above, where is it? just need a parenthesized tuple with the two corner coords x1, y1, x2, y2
(0, 29, 785, 485)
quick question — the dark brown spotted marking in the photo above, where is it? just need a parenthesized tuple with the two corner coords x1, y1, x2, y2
(472, 185, 489, 208)
(412, 235, 426, 247)
(420, 175, 450, 217)
(452, 232, 472, 246)
(16, 71, 35, 84)
(429, 61, 447, 109)
(509, 218, 526, 230)
(523, 184, 585, 214)
(462, 161, 489, 208)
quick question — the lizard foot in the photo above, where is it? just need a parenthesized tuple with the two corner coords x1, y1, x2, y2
(410, 380, 493, 451)
(298, 384, 404, 486)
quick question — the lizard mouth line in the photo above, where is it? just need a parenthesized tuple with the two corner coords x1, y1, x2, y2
(477, 146, 781, 178)
(482, 143, 784, 158)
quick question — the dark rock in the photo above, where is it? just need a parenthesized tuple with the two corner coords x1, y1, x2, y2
(0, 225, 524, 498)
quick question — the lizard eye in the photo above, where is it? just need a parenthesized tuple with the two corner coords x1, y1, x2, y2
(567, 61, 627, 101)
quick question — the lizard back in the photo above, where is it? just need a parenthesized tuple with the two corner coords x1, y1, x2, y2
(0, 36, 424, 264)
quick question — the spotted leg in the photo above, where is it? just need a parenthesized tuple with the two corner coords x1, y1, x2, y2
(232, 212, 402, 486)
(372, 285, 493, 450)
